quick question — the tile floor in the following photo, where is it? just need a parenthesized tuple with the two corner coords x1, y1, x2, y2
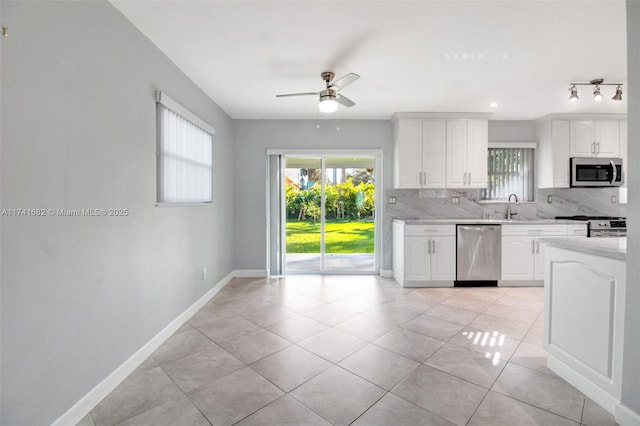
(78, 276, 618, 426)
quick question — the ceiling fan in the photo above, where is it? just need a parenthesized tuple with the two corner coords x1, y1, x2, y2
(276, 71, 360, 113)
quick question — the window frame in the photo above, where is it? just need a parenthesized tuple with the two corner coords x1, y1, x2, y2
(155, 91, 215, 206)
(481, 142, 536, 202)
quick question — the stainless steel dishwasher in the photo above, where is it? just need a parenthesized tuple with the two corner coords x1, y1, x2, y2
(456, 224, 501, 286)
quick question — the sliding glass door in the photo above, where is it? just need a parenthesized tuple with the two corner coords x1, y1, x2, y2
(279, 153, 379, 274)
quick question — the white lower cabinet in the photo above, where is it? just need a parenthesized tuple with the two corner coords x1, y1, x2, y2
(393, 222, 455, 287)
(501, 225, 571, 283)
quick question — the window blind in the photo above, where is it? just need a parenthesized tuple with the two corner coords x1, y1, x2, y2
(481, 147, 534, 201)
(157, 103, 213, 203)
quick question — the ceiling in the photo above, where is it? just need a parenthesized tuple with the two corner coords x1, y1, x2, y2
(111, 0, 627, 120)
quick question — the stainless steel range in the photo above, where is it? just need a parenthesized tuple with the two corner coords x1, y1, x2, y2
(555, 216, 627, 237)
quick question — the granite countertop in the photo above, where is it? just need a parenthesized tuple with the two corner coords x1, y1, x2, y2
(540, 237, 626, 261)
(393, 218, 579, 225)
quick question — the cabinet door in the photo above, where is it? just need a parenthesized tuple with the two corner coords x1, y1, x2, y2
(422, 120, 446, 188)
(446, 119, 468, 187)
(395, 120, 423, 188)
(430, 236, 456, 280)
(501, 235, 535, 280)
(570, 120, 595, 157)
(620, 120, 627, 186)
(595, 120, 620, 157)
(405, 236, 430, 281)
(467, 119, 488, 187)
(552, 120, 571, 187)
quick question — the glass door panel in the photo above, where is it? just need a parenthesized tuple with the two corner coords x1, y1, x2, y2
(284, 157, 322, 272)
(323, 157, 375, 272)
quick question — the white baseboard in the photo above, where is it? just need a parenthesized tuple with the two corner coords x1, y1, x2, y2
(379, 269, 394, 278)
(52, 272, 234, 426)
(616, 403, 640, 426)
(234, 269, 268, 277)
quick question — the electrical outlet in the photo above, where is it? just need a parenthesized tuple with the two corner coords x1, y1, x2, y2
(611, 195, 617, 203)
(547, 195, 553, 203)
(452, 197, 460, 204)
(202, 267, 207, 280)
(388, 196, 397, 204)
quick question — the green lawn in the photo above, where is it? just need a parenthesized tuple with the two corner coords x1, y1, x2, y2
(286, 220, 374, 253)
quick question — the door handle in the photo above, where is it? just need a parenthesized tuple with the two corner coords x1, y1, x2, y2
(610, 160, 617, 184)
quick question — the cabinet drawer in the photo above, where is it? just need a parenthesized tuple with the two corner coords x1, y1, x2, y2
(502, 224, 567, 236)
(405, 224, 455, 236)
(567, 224, 588, 236)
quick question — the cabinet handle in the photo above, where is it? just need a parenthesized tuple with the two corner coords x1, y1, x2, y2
(591, 142, 595, 155)
(432, 240, 436, 254)
(468, 172, 471, 184)
(597, 142, 600, 154)
(463, 172, 467, 185)
(427, 239, 431, 254)
(536, 241, 540, 253)
(531, 240, 535, 253)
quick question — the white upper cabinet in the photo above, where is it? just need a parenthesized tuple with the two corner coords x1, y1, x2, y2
(536, 114, 626, 189)
(393, 113, 489, 189)
(446, 119, 488, 188)
(570, 120, 619, 157)
(394, 119, 446, 188)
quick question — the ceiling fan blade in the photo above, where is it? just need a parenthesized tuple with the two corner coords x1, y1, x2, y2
(276, 92, 318, 98)
(337, 94, 356, 107)
(329, 73, 360, 90)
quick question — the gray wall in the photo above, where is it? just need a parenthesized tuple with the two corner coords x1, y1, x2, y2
(488, 120, 536, 142)
(0, 2, 235, 424)
(233, 119, 393, 270)
(622, 0, 640, 417)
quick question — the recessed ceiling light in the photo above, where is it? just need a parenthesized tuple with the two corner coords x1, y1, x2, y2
(490, 102, 498, 108)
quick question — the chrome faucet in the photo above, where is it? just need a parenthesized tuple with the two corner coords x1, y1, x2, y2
(506, 193, 519, 219)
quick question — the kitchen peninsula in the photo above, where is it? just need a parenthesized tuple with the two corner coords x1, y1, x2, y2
(542, 237, 627, 415)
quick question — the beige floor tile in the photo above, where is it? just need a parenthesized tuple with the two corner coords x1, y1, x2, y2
(469, 314, 532, 340)
(448, 327, 520, 360)
(289, 366, 386, 426)
(161, 344, 244, 393)
(352, 393, 454, 426)
(523, 323, 545, 346)
(298, 328, 367, 363)
(483, 303, 539, 324)
(374, 328, 444, 363)
(250, 345, 331, 392)
(266, 314, 328, 342)
(468, 391, 579, 426)
(440, 295, 493, 312)
(495, 295, 544, 312)
(188, 367, 284, 426)
(392, 365, 488, 425)
(152, 329, 216, 365)
(236, 395, 331, 426)
(301, 304, 358, 326)
(116, 393, 210, 426)
(457, 287, 507, 303)
(335, 314, 396, 341)
(582, 397, 617, 426)
(278, 295, 325, 314)
(194, 316, 259, 344)
(220, 328, 290, 364)
(492, 363, 585, 422)
(240, 305, 296, 327)
(402, 315, 464, 341)
(362, 304, 419, 326)
(383, 293, 440, 313)
(339, 344, 419, 390)
(510, 341, 554, 375)
(504, 286, 545, 300)
(425, 343, 507, 388)
(331, 294, 381, 313)
(425, 304, 479, 325)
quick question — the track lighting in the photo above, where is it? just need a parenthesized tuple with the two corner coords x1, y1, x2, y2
(612, 85, 623, 101)
(568, 78, 623, 102)
(593, 85, 603, 101)
(569, 85, 579, 102)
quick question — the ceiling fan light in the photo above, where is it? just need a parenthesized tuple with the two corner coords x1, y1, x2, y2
(612, 85, 623, 101)
(593, 85, 603, 101)
(569, 85, 579, 102)
(319, 97, 338, 113)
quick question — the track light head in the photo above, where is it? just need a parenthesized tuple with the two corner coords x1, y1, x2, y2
(569, 85, 579, 102)
(593, 85, 603, 101)
(612, 85, 623, 101)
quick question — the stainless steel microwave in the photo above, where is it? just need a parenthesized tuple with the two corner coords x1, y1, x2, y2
(570, 157, 623, 187)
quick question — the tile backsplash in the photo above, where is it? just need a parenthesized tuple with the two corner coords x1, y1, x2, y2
(382, 187, 627, 271)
